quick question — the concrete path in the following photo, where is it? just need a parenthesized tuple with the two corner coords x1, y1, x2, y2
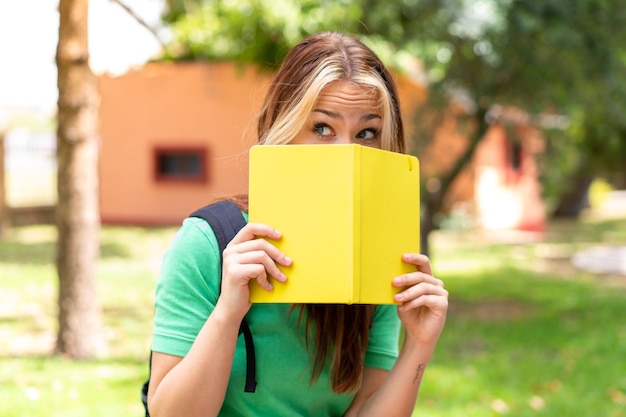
(572, 245, 626, 275)
(572, 190, 626, 275)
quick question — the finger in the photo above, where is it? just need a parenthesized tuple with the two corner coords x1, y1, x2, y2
(227, 238, 292, 267)
(393, 282, 448, 304)
(402, 253, 432, 275)
(397, 293, 449, 313)
(392, 271, 444, 289)
(232, 250, 287, 283)
(229, 223, 283, 245)
(233, 264, 273, 291)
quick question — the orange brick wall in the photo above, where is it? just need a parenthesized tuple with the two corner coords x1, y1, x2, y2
(98, 62, 271, 225)
(474, 125, 546, 231)
(98, 61, 544, 231)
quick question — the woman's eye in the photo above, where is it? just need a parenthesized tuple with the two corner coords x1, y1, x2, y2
(314, 123, 333, 136)
(357, 129, 378, 140)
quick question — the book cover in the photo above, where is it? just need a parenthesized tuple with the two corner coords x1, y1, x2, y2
(248, 144, 420, 304)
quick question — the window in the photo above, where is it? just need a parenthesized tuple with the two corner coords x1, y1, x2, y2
(504, 137, 523, 183)
(153, 147, 208, 183)
(508, 139, 523, 171)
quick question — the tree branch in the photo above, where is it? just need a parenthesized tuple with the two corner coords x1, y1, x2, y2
(439, 106, 490, 197)
(108, 0, 168, 54)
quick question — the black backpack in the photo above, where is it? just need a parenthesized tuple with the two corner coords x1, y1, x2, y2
(141, 200, 257, 417)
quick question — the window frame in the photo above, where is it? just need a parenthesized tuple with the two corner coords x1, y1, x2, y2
(153, 146, 208, 184)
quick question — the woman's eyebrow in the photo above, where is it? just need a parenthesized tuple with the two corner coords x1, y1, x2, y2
(361, 113, 382, 121)
(312, 109, 382, 121)
(313, 109, 342, 119)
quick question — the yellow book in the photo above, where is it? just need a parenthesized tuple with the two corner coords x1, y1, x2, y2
(248, 144, 420, 304)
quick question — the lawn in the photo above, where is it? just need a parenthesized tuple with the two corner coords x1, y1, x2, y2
(0, 218, 625, 416)
(419, 218, 626, 417)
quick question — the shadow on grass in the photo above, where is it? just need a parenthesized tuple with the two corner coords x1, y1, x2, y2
(0, 353, 147, 366)
(102, 305, 149, 322)
(0, 240, 56, 265)
(100, 241, 132, 259)
(428, 262, 626, 416)
(0, 239, 134, 265)
(546, 217, 626, 242)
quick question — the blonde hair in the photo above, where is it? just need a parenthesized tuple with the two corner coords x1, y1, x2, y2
(257, 32, 405, 153)
(252, 32, 406, 394)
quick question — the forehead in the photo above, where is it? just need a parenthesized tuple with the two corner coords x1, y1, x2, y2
(314, 81, 381, 111)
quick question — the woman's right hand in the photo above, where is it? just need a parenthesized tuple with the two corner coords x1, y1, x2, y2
(218, 222, 292, 319)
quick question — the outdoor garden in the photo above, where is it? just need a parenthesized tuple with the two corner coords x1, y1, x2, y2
(2, 1, 626, 416)
(1, 214, 624, 416)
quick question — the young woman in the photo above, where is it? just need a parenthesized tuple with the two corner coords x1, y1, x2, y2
(147, 32, 448, 417)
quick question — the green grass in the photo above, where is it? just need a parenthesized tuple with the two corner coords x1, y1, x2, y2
(418, 218, 626, 417)
(0, 225, 176, 416)
(1, 219, 625, 416)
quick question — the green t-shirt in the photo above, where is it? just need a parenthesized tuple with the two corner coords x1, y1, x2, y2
(152, 216, 401, 416)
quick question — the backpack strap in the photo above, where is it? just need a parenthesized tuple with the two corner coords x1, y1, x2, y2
(142, 201, 256, 417)
(189, 200, 247, 264)
(189, 200, 257, 393)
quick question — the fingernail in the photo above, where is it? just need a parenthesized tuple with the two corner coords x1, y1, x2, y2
(284, 256, 292, 264)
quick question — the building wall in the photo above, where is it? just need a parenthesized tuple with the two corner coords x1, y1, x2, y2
(98, 61, 545, 231)
(98, 61, 430, 226)
(474, 124, 546, 231)
(418, 110, 476, 211)
(98, 61, 271, 225)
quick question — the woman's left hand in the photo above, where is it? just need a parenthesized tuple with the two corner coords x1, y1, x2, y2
(392, 253, 448, 347)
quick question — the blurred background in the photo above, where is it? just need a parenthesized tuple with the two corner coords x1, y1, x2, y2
(0, 1, 624, 416)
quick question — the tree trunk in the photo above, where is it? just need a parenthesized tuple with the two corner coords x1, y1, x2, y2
(0, 132, 10, 238)
(420, 194, 439, 258)
(420, 106, 490, 258)
(55, 0, 106, 358)
(552, 173, 593, 218)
